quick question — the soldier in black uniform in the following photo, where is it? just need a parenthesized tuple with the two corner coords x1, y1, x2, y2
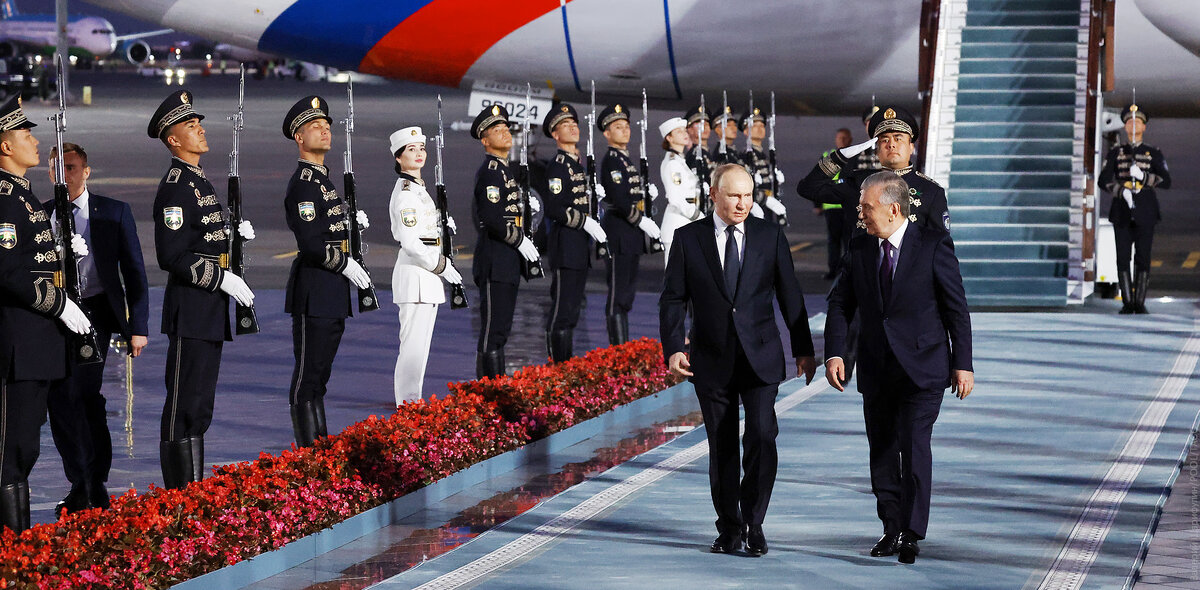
(684, 104, 713, 191)
(709, 105, 745, 168)
(149, 90, 256, 489)
(0, 96, 91, 531)
(598, 103, 660, 345)
(1099, 102, 1170, 314)
(281, 96, 372, 446)
(740, 107, 787, 225)
(542, 103, 607, 362)
(851, 105, 882, 173)
(472, 105, 541, 378)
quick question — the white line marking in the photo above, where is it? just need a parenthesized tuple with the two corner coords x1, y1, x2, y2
(388, 379, 828, 590)
(1038, 320, 1200, 590)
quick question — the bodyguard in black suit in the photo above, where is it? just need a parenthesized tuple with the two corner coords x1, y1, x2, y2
(44, 143, 149, 516)
(825, 171, 974, 564)
(660, 163, 816, 556)
(149, 90, 257, 489)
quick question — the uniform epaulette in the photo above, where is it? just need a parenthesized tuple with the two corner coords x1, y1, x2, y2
(488, 160, 498, 170)
(166, 168, 181, 184)
(915, 170, 941, 186)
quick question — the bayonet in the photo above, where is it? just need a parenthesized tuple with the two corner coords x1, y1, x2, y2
(227, 63, 259, 334)
(436, 95, 467, 308)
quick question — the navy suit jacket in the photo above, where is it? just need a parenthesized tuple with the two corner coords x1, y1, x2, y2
(825, 224, 972, 394)
(45, 192, 150, 339)
(660, 215, 814, 388)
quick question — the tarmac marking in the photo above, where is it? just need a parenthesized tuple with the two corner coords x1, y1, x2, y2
(397, 378, 828, 590)
(1151, 260, 1163, 268)
(1183, 252, 1199, 269)
(1037, 319, 1200, 590)
(790, 241, 813, 253)
(272, 251, 298, 260)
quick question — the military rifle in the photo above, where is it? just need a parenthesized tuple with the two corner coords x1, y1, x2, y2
(435, 95, 467, 308)
(342, 77, 381, 312)
(639, 88, 663, 253)
(517, 83, 543, 280)
(586, 80, 609, 258)
(227, 63, 259, 334)
(695, 94, 711, 216)
(768, 90, 787, 226)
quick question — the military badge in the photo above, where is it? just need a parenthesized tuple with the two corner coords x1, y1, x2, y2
(300, 168, 313, 181)
(180, 91, 190, 104)
(672, 172, 682, 185)
(164, 207, 183, 230)
(884, 108, 896, 119)
(0, 180, 11, 195)
(909, 214, 917, 223)
(549, 178, 562, 194)
(0, 223, 14, 249)
(486, 186, 500, 203)
(298, 201, 316, 221)
(610, 170, 622, 183)
(166, 168, 181, 184)
(401, 208, 417, 227)
(311, 97, 320, 108)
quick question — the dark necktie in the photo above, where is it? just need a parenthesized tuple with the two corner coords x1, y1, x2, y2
(879, 240, 894, 302)
(724, 225, 740, 296)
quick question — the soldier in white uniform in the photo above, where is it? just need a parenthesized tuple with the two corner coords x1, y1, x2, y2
(387, 126, 461, 404)
(657, 117, 700, 266)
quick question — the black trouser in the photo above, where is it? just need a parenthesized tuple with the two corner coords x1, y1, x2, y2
(823, 208, 846, 275)
(477, 278, 519, 353)
(693, 345, 779, 532)
(861, 348, 943, 539)
(289, 315, 346, 405)
(1113, 221, 1155, 275)
(161, 335, 222, 441)
(0, 379, 49, 486)
(48, 294, 116, 489)
(546, 267, 588, 332)
(605, 253, 640, 316)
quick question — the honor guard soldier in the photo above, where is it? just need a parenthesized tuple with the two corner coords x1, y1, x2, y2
(471, 105, 540, 378)
(388, 126, 462, 401)
(149, 90, 256, 489)
(741, 107, 788, 224)
(0, 96, 92, 531)
(710, 105, 745, 168)
(598, 103, 660, 345)
(542, 103, 607, 362)
(658, 116, 701, 264)
(281, 96, 371, 446)
(1099, 102, 1170, 314)
(684, 104, 713, 191)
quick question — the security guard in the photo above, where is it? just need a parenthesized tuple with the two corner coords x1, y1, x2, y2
(149, 90, 256, 489)
(658, 116, 700, 265)
(388, 126, 462, 401)
(281, 96, 371, 446)
(542, 103, 607, 362)
(599, 103, 660, 345)
(1099, 102, 1170, 314)
(684, 104, 713, 193)
(472, 105, 540, 378)
(0, 95, 91, 531)
(740, 107, 787, 224)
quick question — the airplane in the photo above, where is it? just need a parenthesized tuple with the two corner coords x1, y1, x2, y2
(81, 0, 1200, 116)
(0, 0, 168, 64)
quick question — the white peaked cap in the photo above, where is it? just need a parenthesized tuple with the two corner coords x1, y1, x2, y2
(390, 126, 426, 155)
(658, 117, 687, 138)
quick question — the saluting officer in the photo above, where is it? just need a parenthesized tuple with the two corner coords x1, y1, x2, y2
(281, 96, 371, 447)
(598, 103, 660, 345)
(149, 90, 256, 489)
(388, 126, 462, 402)
(0, 96, 91, 531)
(472, 105, 540, 378)
(851, 105, 882, 173)
(684, 104, 713, 192)
(542, 103, 608, 362)
(658, 116, 701, 265)
(1099, 102, 1170, 314)
(740, 107, 788, 225)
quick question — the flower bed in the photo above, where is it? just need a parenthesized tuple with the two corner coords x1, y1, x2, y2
(0, 339, 678, 589)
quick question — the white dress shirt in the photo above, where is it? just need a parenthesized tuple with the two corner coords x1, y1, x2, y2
(877, 219, 910, 280)
(713, 214, 745, 269)
(52, 188, 103, 298)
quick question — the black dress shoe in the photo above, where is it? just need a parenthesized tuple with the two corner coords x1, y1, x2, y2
(897, 531, 920, 564)
(745, 524, 768, 556)
(870, 532, 899, 557)
(53, 486, 94, 519)
(710, 529, 744, 554)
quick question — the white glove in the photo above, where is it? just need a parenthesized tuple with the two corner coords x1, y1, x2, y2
(439, 262, 462, 285)
(839, 137, 877, 160)
(237, 220, 255, 241)
(774, 168, 785, 184)
(765, 196, 787, 216)
(219, 272, 255, 307)
(595, 184, 606, 199)
(754, 173, 763, 186)
(58, 297, 92, 335)
(70, 233, 88, 258)
(446, 215, 457, 235)
(516, 237, 540, 262)
(341, 258, 371, 290)
(702, 182, 711, 194)
(356, 210, 370, 229)
(648, 184, 659, 199)
(528, 195, 541, 214)
(637, 217, 661, 240)
(1122, 188, 1135, 209)
(582, 217, 608, 243)
(1128, 163, 1144, 181)
(750, 202, 765, 218)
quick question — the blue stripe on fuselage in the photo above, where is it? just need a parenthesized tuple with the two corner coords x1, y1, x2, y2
(258, 0, 433, 69)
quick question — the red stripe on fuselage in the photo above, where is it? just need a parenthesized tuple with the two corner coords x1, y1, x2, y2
(359, 0, 563, 87)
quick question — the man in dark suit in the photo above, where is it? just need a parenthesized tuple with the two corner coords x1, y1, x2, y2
(660, 163, 816, 556)
(44, 143, 149, 516)
(825, 171, 974, 564)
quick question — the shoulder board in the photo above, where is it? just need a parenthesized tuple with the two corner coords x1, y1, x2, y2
(915, 170, 940, 185)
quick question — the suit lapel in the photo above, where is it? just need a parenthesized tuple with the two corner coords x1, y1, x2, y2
(734, 220, 764, 301)
(864, 238, 884, 311)
(887, 225, 920, 307)
(697, 215, 731, 301)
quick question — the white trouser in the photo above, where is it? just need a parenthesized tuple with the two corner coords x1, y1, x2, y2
(395, 302, 438, 405)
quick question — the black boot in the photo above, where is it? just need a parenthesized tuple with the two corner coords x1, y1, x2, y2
(1134, 270, 1151, 314)
(0, 482, 28, 532)
(159, 439, 192, 490)
(1118, 271, 1135, 314)
(291, 402, 318, 447)
(548, 329, 573, 363)
(606, 314, 629, 345)
(312, 398, 328, 439)
(477, 349, 505, 379)
(186, 435, 205, 483)
(89, 480, 110, 510)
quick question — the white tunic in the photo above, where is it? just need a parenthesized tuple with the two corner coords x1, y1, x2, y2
(659, 150, 701, 250)
(389, 176, 447, 305)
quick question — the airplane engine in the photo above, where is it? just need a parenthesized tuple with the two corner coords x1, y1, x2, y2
(122, 40, 150, 65)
